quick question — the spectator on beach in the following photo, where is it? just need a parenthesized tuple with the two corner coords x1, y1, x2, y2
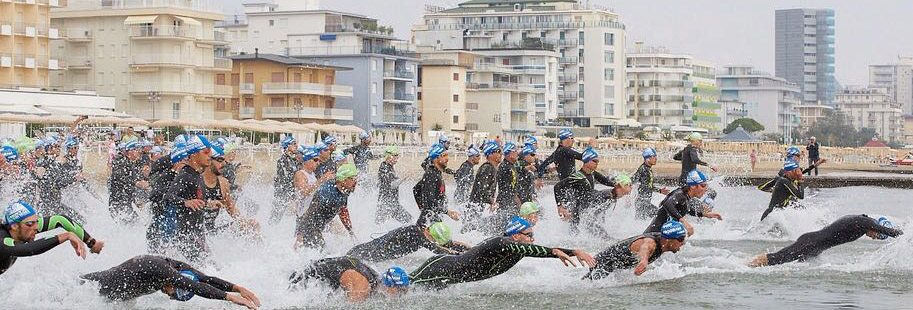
(750, 149, 757, 172)
(806, 137, 820, 176)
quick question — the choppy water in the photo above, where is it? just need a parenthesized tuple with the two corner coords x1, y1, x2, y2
(1, 174, 910, 310)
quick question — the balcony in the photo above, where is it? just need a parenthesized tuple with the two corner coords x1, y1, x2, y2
(466, 82, 539, 93)
(198, 30, 230, 45)
(61, 28, 93, 42)
(13, 54, 35, 68)
(630, 95, 694, 102)
(0, 22, 10, 36)
(558, 74, 578, 83)
(60, 0, 220, 14)
(239, 83, 255, 94)
(423, 20, 625, 31)
(383, 70, 415, 81)
(285, 45, 414, 58)
(558, 90, 578, 101)
(0, 54, 11, 68)
(559, 57, 578, 65)
(383, 92, 415, 103)
(510, 105, 528, 113)
(261, 106, 354, 121)
(692, 101, 722, 109)
(383, 114, 413, 124)
(239, 107, 254, 119)
(131, 54, 195, 67)
(207, 58, 232, 71)
(129, 26, 197, 40)
(13, 23, 36, 37)
(474, 63, 515, 74)
(508, 123, 534, 132)
(558, 39, 578, 47)
(489, 39, 555, 51)
(66, 57, 93, 69)
(213, 85, 233, 97)
(128, 82, 197, 94)
(262, 82, 354, 97)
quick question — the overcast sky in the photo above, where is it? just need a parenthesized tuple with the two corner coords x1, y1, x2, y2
(225, 0, 913, 86)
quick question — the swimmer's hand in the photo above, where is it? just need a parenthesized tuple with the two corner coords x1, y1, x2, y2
(572, 249, 596, 268)
(184, 199, 205, 211)
(59, 232, 86, 259)
(226, 293, 258, 310)
(705, 212, 723, 220)
(234, 285, 261, 308)
(447, 210, 461, 221)
(634, 260, 648, 276)
(552, 249, 577, 267)
(89, 239, 105, 254)
(557, 206, 571, 220)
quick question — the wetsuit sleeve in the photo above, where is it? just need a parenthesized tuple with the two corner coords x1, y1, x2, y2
(536, 149, 558, 177)
(673, 150, 683, 161)
(501, 239, 563, 258)
(860, 217, 904, 238)
(0, 235, 61, 257)
(196, 272, 237, 292)
(594, 172, 612, 187)
(660, 193, 686, 220)
(784, 180, 804, 199)
(690, 148, 708, 166)
(163, 259, 232, 299)
(757, 178, 776, 192)
(36, 215, 93, 243)
(801, 165, 817, 175)
(553, 176, 573, 206)
(342, 146, 355, 156)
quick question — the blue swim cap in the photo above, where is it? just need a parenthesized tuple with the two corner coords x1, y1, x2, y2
(558, 129, 574, 140)
(358, 131, 371, 140)
(466, 146, 480, 157)
(214, 137, 228, 148)
(150, 146, 164, 154)
(582, 148, 599, 163)
(783, 160, 800, 172)
(439, 134, 449, 144)
(786, 146, 801, 157)
(298, 145, 319, 161)
(381, 266, 411, 288)
(323, 135, 337, 145)
(170, 145, 190, 163)
(332, 150, 346, 162)
(184, 135, 212, 155)
(525, 135, 537, 146)
(2, 200, 36, 226)
(875, 216, 894, 240)
(520, 144, 536, 157)
(280, 136, 297, 150)
(64, 137, 79, 150)
(312, 142, 329, 152)
(503, 142, 517, 155)
(642, 147, 657, 159)
(210, 145, 225, 158)
(504, 216, 532, 236)
(685, 169, 709, 185)
(481, 141, 501, 156)
(173, 270, 199, 301)
(661, 220, 687, 239)
(428, 143, 447, 160)
(1, 145, 19, 162)
(119, 140, 139, 151)
(173, 134, 188, 145)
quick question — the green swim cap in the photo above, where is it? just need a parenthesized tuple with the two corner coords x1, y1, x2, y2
(614, 173, 632, 187)
(686, 133, 703, 141)
(384, 145, 400, 156)
(428, 222, 451, 245)
(224, 143, 238, 153)
(336, 163, 358, 182)
(519, 202, 541, 216)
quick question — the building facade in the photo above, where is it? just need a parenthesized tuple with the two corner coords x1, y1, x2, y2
(412, 0, 627, 133)
(868, 57, 913, 115)
(691, 59, 721, 132)
(226, 53, 353, 124)
(221, 1, 420, 133)
(775, 8, 836, 105)
(626, 44, 700, 131)
(50, 0, 231, 120)
(1, 0, 65, 88)
(794, 102, 833, 132)
(416, 50, 474, 142)
(833, 87, 903, 143)
(718, 66, 801, 141)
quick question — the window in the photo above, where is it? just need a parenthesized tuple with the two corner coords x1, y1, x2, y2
(121, 71, 127, 85)
(372, 105, 377, 117)
(270, 97, 285, 107)
(244, 97, 253, 107)
(216, 100, 225, 110)
(231, 98, 240, 110)
(269, 20, 274, 26)
(172, 102, 181, 119)
(604, 85, 614, 98)
(96, 45, 104, 58)
(96, 72, 104, 86)
(453, 73, 459, 81)
(372, 60, 377, 71)
(604, 68, 614, 81)
(417, 92, 422, 100)
(231, 73, 240, 86)
(453, 115, 459, 124)
(371, 82, 377, 94)
(216, 74, 226, 85)
(244, 73, 253, 83)
(604, 33, 614, 46)
(271, 72, 285, 83)
(604, 51, 614, 63)
(453, 94, 459, 102)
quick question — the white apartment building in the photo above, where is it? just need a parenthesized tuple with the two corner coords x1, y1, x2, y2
(412, 0, 627, 134)
(833, 87, 903, 143)
(691, 59, 722, 132)
(869, 57, 913, 115)
(718, 65, 801, 142)
(50, 0, 231, 120)
(626, 44, 697, 131)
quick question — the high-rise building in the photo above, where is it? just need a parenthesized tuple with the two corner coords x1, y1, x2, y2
(412, 0, 628, 134)
(833, 87, 903, 143)
(691, 59, 721, 132)
(775, 8, 835, 105)
(868, 57, 913, 115)
(221, 1, 420, 134)
(718, 65, 801, 141)
(50, 0, 231, 120)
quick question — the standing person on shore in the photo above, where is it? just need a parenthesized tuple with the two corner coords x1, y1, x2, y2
(536, 129, 595, 180)
(806, 137, 820, 176)
(376, 146, 412, 225)
(632, 148, 670, 220)
(465, 141, 501, 226)
(413, 144, 460, 227)
(453, 146, 480, 206)
(673, 133, 718, 186)
(750, 149, 757, 172)
(343, 132, 382, 174)
(270, 136, 300, 224)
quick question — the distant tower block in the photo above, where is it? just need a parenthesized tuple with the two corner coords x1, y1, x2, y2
(278, 0, 320, 10)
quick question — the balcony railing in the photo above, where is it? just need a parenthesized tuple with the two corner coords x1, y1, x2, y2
(421, 20, 625, 31)
(558, 39, 578, 47)
(558, 75, 578, 82)
(0, 54, 11, 68)
(13, 54, 35, 68)
(132, 54, 194, 66)
(129, 26, 197, 40)
(559, 57, 578, 64)
(384, 92, 415, 102)
(383, 70, 415, 80)
(129, 82, 196, 94)
(13, 23, 35, 36)
(285, 45, 415, 58)
(60, 0, 221, 14)
(261, 106, 354, 121)
(510, 105, 528, 112)
(213, 58, 232, 70)
(213, 85, 233, 97)
(61, 28, 93, 41)
(240, 83, 255, 94)
(0, 22, 11, 36)
(239, 107, 254, 118)
(262, 82, 354, 97)
(66, 57, 93, 69)
(383, 114, 413, 124)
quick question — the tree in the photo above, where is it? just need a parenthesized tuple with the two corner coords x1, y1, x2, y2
(723, 118, 765, 134)
(804, 110, 879, 147)
(431, 123, 443, 131)
(544, 131, 556, 138)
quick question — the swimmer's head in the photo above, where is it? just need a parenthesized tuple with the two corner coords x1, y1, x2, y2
(163, 270, 198, 301)
(381, 266, 410, 295)
(660, 220, 688, 253)
(504, 216, 534, 243)
(867, 216, 896, 240)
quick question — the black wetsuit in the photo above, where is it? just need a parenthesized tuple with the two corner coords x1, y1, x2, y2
(807, 142, 820, 176)
(162, 165, 209, 261)
(585, 233, 664, 280)
(271, 152, 300, 223)
(289, 256, 379, 293)
(632, 163, 663, 219)
(109, 154, 141, 223)
(410, 236, 576, 289)
(343, 144, 380, 173)
(466, 162, 497, 220)
(147, 157, 177, 252)
(536, 145, 583, 180)
(35, 158, 84, 223)
(81, 255, 235, 301)
(516, 159, 536, 203)
(453, 160, 475, 205)
(765, 215, 903, 265)
(465, 160, 522, 234)
(759, 176, 804, 221)
(413, 165, 448, 227)
(346, 225, 464, 262)
(376, 161, 411, 224)
(758, 164, 818, 192)
(297, 182, 351, 249)
(201, 176, 226, 234)
(644, 187, 703, 233)
(1, 215, 94, 275)
(222, 162, 240, 192)
(673, 145, 709, 185)
(315, 160, 336, 179)
(554, 169, 616, 237)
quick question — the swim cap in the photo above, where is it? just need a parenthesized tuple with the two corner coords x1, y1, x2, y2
(173, 134, 188, 145)
(783, 160, 800, 172)
(875, 216, 894, 240)
(428, 222, 452, 245)
(439, 134, 449, 144)
(119, 140, 139, 151)
(150, 146, 164, 154)
(525, 135, 538, 146)
(686, 133, 703, 141)
(213, 137, 228, 148)
(173, 270, 199, 301)
(661, 220, 687, 239)
(614, 173, 632, 187)
(519, 202, 540, 216)
(280, 136, 297, 150)
(2, 200, 36, 226)
(170, 146, 190, 163)
(64, 138, 79, 150)
(786, 146, 801, 157)
(335, 163, 358, 182)
(312, 142, 329, 152)
(520, 144, 536, 157)
(428, 143, 447, 160)
(582, 148, 599, 163)
(481, 141, 501, 156)
(503, 142, 517, 155)
(298, 145, 319, 161)
(210, 145, 225, 158)
(358, 131, 371, 140)
(466, 146, 480, 157)
(643, 147, 657, 159)
(504, 216, 532, 236)
(685, 169, 709, 185)
(558, 129, 574, 140)
(332, 150, 346, 162)
(384, 145, 400, 156)
(12, 136, 35, 155)
(184, 135, 212, 155)
(1, 146, 18, 162)
(381, 266, 411, 288)
(323, 135, 337, 145)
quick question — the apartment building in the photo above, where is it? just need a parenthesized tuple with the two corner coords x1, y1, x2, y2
(415, 50, 475, 142)
(691, 59, 721, 132)
(0, 0, 65, 88)
(718, 65, 801, 141)
(50, 0, 231, 120)
(226, 53, 353, 123)
(833, 87, 903, 143)
(412, 0, 627, 133)
(869, 57, 913, 115)
(794, 101, 833, 132)
(626, 44, 697, 131)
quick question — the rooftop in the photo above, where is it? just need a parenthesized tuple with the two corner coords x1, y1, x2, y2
(229, 53, 352, 70)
